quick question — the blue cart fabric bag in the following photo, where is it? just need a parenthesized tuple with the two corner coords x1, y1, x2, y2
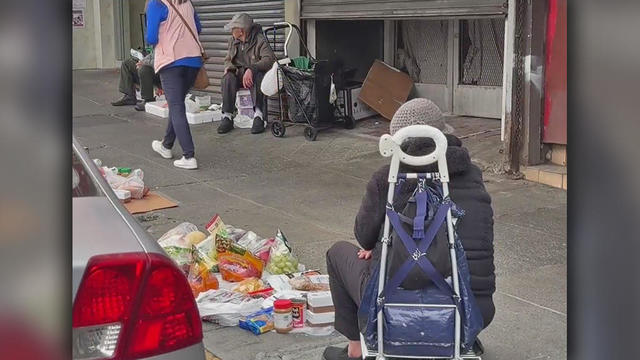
(358, 181, 483, 357)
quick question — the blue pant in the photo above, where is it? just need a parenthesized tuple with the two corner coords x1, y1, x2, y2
(159, 66, 199, 159)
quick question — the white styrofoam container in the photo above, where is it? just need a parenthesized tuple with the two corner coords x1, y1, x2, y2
(187, 110, 220, 125)
(306, 291, 333, 308)
(306, 310, 335, 325)
(145, 101, 169, 118)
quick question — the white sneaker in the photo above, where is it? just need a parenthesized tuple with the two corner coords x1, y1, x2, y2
(152, 140, 172, 159)
(173, 156, 198, 170)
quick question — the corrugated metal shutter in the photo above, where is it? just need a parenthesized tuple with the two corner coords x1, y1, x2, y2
(192, 0, 285, 102)
(301, 0, 507, 19)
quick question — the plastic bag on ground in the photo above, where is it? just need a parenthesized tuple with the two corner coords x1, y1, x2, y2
(225, 225, 248, 242)
(185, 94, 200, 113)
(234, 114, 253, 128)
(232, 277, 265, 294)
(157, 222, 199, 274)
(102, 167, 148, 199)
(194, 235, 218, 272)
(265, 229, 299, 274)
(237, 230, 275, 263)
(197, 289, 263, 324)
(188, 263, 219, 298)
(288, 275, 330, 292)
(218, 251, 264, 282)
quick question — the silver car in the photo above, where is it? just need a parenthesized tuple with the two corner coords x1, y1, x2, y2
(72, 137, 205, 360)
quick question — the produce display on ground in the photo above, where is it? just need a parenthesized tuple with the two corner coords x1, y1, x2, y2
(156, 214, 335, 336)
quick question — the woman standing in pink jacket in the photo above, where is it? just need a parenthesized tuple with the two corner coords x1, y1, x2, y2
(147, 0, 203, 170)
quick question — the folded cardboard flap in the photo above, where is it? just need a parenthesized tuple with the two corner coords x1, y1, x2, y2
(123, 191, 177, 214)
(358, 59, 414, 120)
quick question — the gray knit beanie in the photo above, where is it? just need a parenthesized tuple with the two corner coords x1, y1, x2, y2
(389, 98, 450, 135)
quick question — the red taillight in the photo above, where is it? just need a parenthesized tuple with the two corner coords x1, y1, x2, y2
(125, 254, 202, 358)
(72, 254, 146, 328)
(72, 253, 202, 359)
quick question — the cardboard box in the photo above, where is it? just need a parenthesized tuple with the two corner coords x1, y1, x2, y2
(145, 101, 169, 118)
(358, 60, 413, 120)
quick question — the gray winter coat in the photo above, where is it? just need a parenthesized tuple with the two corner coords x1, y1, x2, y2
(224, 23, 274, 74)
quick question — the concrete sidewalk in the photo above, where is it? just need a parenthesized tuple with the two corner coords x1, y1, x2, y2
(73, 70, 566, 360)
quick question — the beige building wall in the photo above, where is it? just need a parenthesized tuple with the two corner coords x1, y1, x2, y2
(129, 0, 147, 51)
(73, 0, 119, 70)
(72, 0, 98, 69)
(284, 0, 300, 58)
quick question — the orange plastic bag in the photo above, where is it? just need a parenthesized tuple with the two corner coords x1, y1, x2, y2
(218, 252, 264, 282)
(188, 263, 220, 297)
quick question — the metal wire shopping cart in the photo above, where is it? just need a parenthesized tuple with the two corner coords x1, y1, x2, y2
(262, 22, 354, 141)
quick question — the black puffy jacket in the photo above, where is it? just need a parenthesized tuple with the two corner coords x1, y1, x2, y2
(354, 134, 496, 327)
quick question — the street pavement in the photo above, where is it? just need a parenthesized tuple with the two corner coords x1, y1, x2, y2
(73, 69, 567, 360)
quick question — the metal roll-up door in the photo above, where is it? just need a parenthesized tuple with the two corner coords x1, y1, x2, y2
(192, 0, 285, 102)
(301, 0, 507, 20)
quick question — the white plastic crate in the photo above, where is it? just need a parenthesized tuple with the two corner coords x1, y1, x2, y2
(145, 101, 169, 118)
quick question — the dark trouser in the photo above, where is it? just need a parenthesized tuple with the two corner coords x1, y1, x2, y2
(326, 241, 373, 341)
(158, 66, 199, 159)
(119, 58, 162, 101)
(221, 69, 265, 115)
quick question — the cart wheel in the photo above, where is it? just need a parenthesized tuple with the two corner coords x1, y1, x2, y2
(304, 126, 318, 141)
(344, 115, 356, 130)
(271, 121, 286, 137)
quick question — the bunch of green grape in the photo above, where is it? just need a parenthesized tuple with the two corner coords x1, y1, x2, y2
(266, 253, 299, 274)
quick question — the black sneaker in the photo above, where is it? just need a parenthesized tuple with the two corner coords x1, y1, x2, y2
(217, 117, 234, 134)
(322, 346, 360, 360)
(111, 94, 137, 106)
(251, 116, 265, 134)
(135, 99, 152, 111)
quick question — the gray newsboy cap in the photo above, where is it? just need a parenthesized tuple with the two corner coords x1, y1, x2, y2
(224, 13, 254, 31)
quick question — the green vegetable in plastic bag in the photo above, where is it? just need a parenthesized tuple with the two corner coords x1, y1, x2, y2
(265, 229, 299, 274)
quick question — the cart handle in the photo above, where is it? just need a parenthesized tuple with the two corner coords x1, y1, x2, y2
(379, 125, 450, 181)
(262, 21, 315, 61)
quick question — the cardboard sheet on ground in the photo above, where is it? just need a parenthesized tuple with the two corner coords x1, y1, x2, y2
(358, 60, 414, 120)
(124, 191, 177, 214)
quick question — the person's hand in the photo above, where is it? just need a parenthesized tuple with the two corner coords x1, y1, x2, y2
(136, 61, 143, 68)
(357, 249, 372, 260)
(243, 68, 254, 88)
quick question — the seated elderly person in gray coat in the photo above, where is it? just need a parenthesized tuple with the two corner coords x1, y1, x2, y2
(217, 13, 275, 135)
(111, 52, 161, 111)
(323, 98, 496, 360)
